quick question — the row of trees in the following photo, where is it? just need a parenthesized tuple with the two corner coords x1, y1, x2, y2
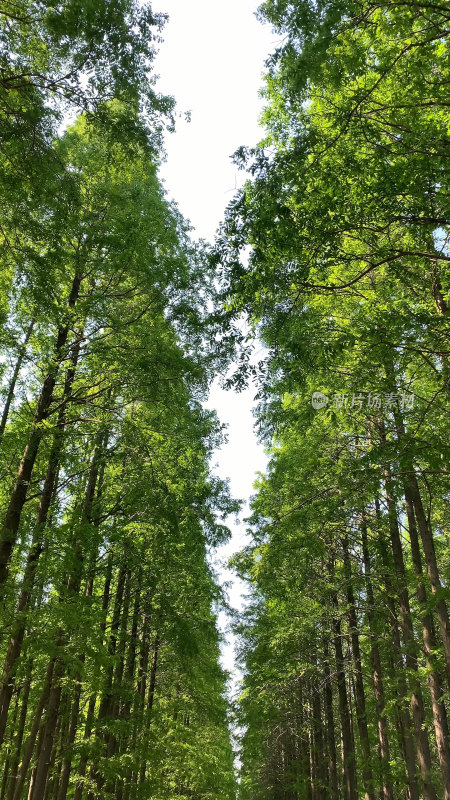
(0, 3, 236, 799)
(220, 0, 450, 798)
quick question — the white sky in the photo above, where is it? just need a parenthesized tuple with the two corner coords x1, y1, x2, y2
(155, 1, 276, 687)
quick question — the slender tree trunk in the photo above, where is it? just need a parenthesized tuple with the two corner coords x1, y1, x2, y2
(296, 679, 311, 800)
(72, 693, 96, 800)
(342, 531, 375, 800)
(375, 495, 420, 800)
(404, 488, 450, 799)
(55, 436, 107, 800)
(406, 473, 450, 688)
(328, 556, 358, 800)
(73, 551, 113, 800)
(133, 594, 151, 797)
(123, 568, 142, 719)
(323, 639, 339, 800)
(106, 567, 131, 772)
(27, 718, 45, 800)
(360, 513, 394, 800)
(114, 568, 141, 798)
(55, 646, 87, 799)
(0, 319, 34, 447)
(311, 672, 326, 800)
(26, 435, 104, 800)
(97, 563, 127, 722)
(0, 338, 81, 742)
(0, 273, 82, 591)
(42, 702, 64, 800)
(54, 681, 83, 800)
(139, 634, 160, 790)
(383, 469, 437, 800)
(5, 660, 32, 800)
(0, 687, 20, 800)
(28, 652, 64, 800)
(307, 690, 316, 800)
(384, 364, 450, 686)
(12, 659, 55, 800)
(90, 559, 127, 795)
(147, 635, 160, 716)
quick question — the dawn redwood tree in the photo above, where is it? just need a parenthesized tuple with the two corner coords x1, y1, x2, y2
(0, 6, 237, 796)
(220, 1, 450, 798)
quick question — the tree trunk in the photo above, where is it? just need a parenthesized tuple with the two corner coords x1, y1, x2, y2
(0, 687, 20, 800)
(0, 319, 34, 446)
(28, 654, 64, 800)
(384, 363, 450, 687)
(73, 551, 113, 800)
(0, 273, 81, 591)
(307, 691, 316, 800)
(328, 556, 358, 800)
(90, 560, 127, 794)
(139, 634, 160, 790)
(55, 431, 108, 800)
(72, 693, 96, 800)
(311, 671, 326, 800)
(360, 513, 394, 800)
(26, 435, 104, 800)
(404, 488, 450, 800)
(382, 469, 437, 800)
(12, 659, 55, 800)
(106, 567, 131, 768)
(5, 660, 32, 800)
(375, 495, 420, 800)
(406, 473, 450, 689)
(296, 679, 311, 800)
(0, 337, 81, 742)
(342, 531, 375, 800)
(323, 639, 339, 800)
(114, 568, 142, 797)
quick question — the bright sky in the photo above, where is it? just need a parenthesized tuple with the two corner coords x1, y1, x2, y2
(155, 1, 276, 687)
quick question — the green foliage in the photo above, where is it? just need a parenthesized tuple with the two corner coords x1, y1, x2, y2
(0, 6, 236, 799)
(220, 1, 450, 798)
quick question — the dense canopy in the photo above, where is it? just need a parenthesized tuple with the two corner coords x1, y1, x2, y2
(0, 1, 449, 799)
(220, 2, 450, 799)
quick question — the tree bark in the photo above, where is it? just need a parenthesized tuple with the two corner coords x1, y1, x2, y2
(139, 634, 160, 790)
(114, 567, 142, 799)
(12, 659, 55, 800)
(328, 556, 358, 800)
(0, 686, 20, 800)
(5, 660, 32, 800)
(0, 273, 82, 592)
(384, 363, 450, 687)
(73, 550, 113, 800)
(342, 531, 375, 800)
(0, 319, 34, 447)
(404, 488, 450, 800)
(406, 473, 450, 689)
(375, 495, 420, 800)
(90, 560, 127, 795)
(72, 693, 96, 800)
(323, 639, 339, 800)
(311, 671, 326, 800)
(360, 513, 394, 800)
(0, 337, 81, 742)
(383, 469, 437, 800)
(26, 435, 104, 800)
